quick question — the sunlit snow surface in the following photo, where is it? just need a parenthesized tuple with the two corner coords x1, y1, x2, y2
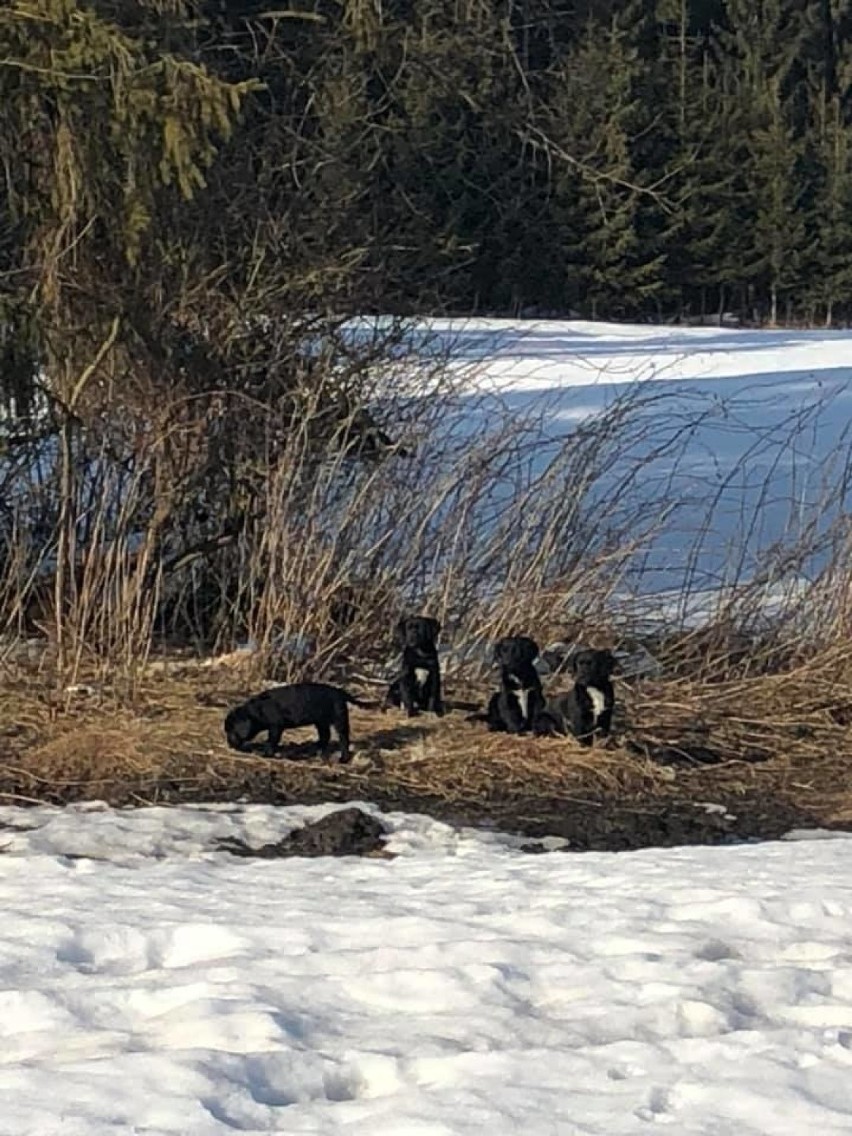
(401, 319, 852, 598)
(1, 802, 851, 1134)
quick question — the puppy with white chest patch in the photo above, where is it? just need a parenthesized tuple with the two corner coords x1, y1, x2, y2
(484, 635, 544, 733)
(385, 614, 445, 717)
(535, 647, 616, 746)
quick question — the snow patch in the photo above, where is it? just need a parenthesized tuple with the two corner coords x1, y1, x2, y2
(0, 805, 851, 1132)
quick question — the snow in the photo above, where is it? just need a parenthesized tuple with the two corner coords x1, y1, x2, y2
(1, 801, 852, 1134)
(426, 317, 852, 391)
(404, 319, 852, 606)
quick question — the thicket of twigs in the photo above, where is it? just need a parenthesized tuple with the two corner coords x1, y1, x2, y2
(3, 332, 852, 702)
(3, 343, 852, 834)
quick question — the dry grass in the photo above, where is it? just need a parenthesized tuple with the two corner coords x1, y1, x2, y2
(2, 648, 852, 848)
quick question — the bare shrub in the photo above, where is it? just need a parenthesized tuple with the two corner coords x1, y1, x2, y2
(3, 323, 852, 707)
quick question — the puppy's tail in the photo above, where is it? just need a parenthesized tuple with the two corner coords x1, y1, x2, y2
(532, 710, 568, 738)
(467, 710, 509, 732)
(345, 692, 375, 710)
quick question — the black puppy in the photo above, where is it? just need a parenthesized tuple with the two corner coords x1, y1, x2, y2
(485, 635, 544, 733)
(224, 682, 368, 763)
(535, 648, 616, 746)
(482, 686, 542, 733)
(385, 615, 445, 717)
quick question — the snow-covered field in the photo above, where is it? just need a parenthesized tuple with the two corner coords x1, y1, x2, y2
(429, 317, 852, 392)
(418, 319, 852, 600)
(1, 801, 852, 1135)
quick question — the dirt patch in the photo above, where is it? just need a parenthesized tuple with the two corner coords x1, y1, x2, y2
(0, 666, 851, 852)
(217, 806, 392, 859)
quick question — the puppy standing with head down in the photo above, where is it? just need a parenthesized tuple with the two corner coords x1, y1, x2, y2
(535, 647, 616, 746)
(385, 615, 445, 717)
(485, 635, 544, 733)
(224, 682, 368, 762)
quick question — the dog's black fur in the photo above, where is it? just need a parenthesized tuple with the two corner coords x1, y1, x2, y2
(484, 635, 544, 733)
(534, 648, 616, 746)
(224, 682, 368, 762)
(481, 685, 544, 733)
(385, 615, 444, 717)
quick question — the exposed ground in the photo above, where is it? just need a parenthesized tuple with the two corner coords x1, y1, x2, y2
(3, 648, 852, 852)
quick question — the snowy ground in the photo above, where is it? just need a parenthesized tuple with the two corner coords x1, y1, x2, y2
(410, 319, 852, 601)
(426, 318, 852, 391)
(2, 801, 852, 1135)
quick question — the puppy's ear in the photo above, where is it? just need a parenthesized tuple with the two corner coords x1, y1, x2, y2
(394, 618, 408, 648)
(521, 637, 540, 663)
(426, 617, 441, 641)
(569, 651, 580, 676)
(493, 638, 508, 664)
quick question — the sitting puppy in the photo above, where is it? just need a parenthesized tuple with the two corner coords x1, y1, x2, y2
(486, 635, 544, 733)
(385, 615, 445, 717)
(534, 647, 616, 746)
(224, 682, 368, 763)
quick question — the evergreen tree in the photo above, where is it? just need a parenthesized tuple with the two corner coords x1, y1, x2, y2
(545, 5, 666, 318)
(0, 0, 254, 401)
(714, 0, 811, 322)
(802, 0, 852, 324)
(646, 0, 735, 318)
(751, 76, 807, 324)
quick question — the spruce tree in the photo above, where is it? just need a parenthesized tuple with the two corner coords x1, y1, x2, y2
(751, 76, 807, 324)
(0, 0, 254, 396)
(715, 0, 811, 322)
(545, 5, 666, 318)
(804, 25, 852, 324)
(647, 0, 739, 319)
